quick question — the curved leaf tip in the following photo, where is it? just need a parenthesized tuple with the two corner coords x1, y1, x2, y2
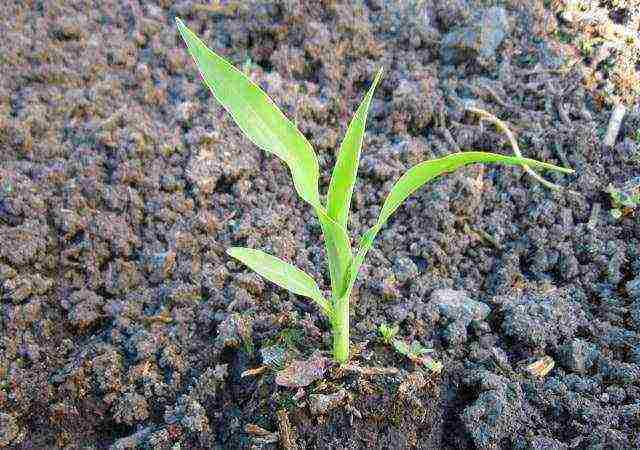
(326, 68, 384, 229)
(175, 17, 322, 208)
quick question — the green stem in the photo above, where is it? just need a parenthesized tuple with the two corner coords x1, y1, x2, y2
(332, 294, 350, 363)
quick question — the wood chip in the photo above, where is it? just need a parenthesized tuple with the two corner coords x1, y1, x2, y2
(244, 423, 275, 437)
(525, 356, 555, 377)
(240, 366, 267, 378)
(309, 389, 348, 416)
(275, 353, 329, 388)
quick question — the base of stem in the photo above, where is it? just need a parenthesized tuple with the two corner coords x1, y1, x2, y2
(332, 295, 350, 363)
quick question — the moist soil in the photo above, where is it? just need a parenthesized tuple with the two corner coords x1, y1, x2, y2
(1, 1, 640, 449)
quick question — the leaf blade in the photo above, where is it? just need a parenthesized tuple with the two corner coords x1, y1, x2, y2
(227, 247, 331, 316)
(176, 18, 321, 207)
(340, 151, 574, 296)
(377, 152, 573, 226)
(327, 68, 383, 229)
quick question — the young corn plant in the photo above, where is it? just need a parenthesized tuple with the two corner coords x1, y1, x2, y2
(378, 322, 400, 345)
(176, 18, 574, 364)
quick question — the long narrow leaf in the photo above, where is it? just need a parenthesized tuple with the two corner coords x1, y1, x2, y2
(322, 69, 382, 297)
(227, 247, 332, 316)
(176, 19, 353, 300)
(339, 151, 574, 297)
(176, 18, 321, 208)
(377, 152, 572, 225)
(327, 69, 383, 229)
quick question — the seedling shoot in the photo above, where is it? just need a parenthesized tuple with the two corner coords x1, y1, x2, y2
(176, 18, 574, 364)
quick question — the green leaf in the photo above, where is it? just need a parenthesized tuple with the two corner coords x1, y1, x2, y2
(378, 322, 399, 343)
(322, 69, 382, 297)
(176, 18, 321, 208)
(227, 247, 332, 316)
(327, 68, 383, 229)
(410, 341, 434, 356)
(392, 339, 411, 356)
(176, 18, 353, 299)
(377, 152, 572, 226)
(341, 151, 574, 296)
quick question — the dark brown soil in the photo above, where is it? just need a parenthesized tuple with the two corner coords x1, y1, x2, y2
(1, 1, 640, 449)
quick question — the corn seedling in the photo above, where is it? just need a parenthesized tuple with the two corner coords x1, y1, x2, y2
(176, 18, 574, 364)
(392, 339, 443, 373)
(377, 323, 440, 372)
(378, 322, 400, 345)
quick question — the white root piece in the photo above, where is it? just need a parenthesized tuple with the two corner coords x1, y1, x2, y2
(465, 106, 573, 193)
(603, 103, 627, 148)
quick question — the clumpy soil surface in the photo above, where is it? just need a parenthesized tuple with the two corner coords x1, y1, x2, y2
(1, 1, 640, 449)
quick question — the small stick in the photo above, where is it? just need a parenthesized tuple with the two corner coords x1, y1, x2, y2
(465, 106, 568, 192)
(477, 82, 509, 107)
(440, 126, 461, 152)
(587, 202, 601, 230)
(556, 100, 571, 125)
(277, 409, 299, 450)
(342, 363, 400, 376)
(192, 3, 239, 14)
(519, 62, 579, 77)
(603, 103, 626, 147)
(463, 222, 501, 250)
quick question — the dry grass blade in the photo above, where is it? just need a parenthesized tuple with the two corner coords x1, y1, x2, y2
(465, 106, 578, 195)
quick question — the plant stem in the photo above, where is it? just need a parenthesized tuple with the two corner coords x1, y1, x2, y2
(332, 294, 350, 363)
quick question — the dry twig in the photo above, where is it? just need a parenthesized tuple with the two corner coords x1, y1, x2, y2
(277, 409, 299, 450)
(342, 363, 400, 376)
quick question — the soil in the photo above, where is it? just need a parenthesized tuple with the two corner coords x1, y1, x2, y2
(1, 0, 640, 449)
